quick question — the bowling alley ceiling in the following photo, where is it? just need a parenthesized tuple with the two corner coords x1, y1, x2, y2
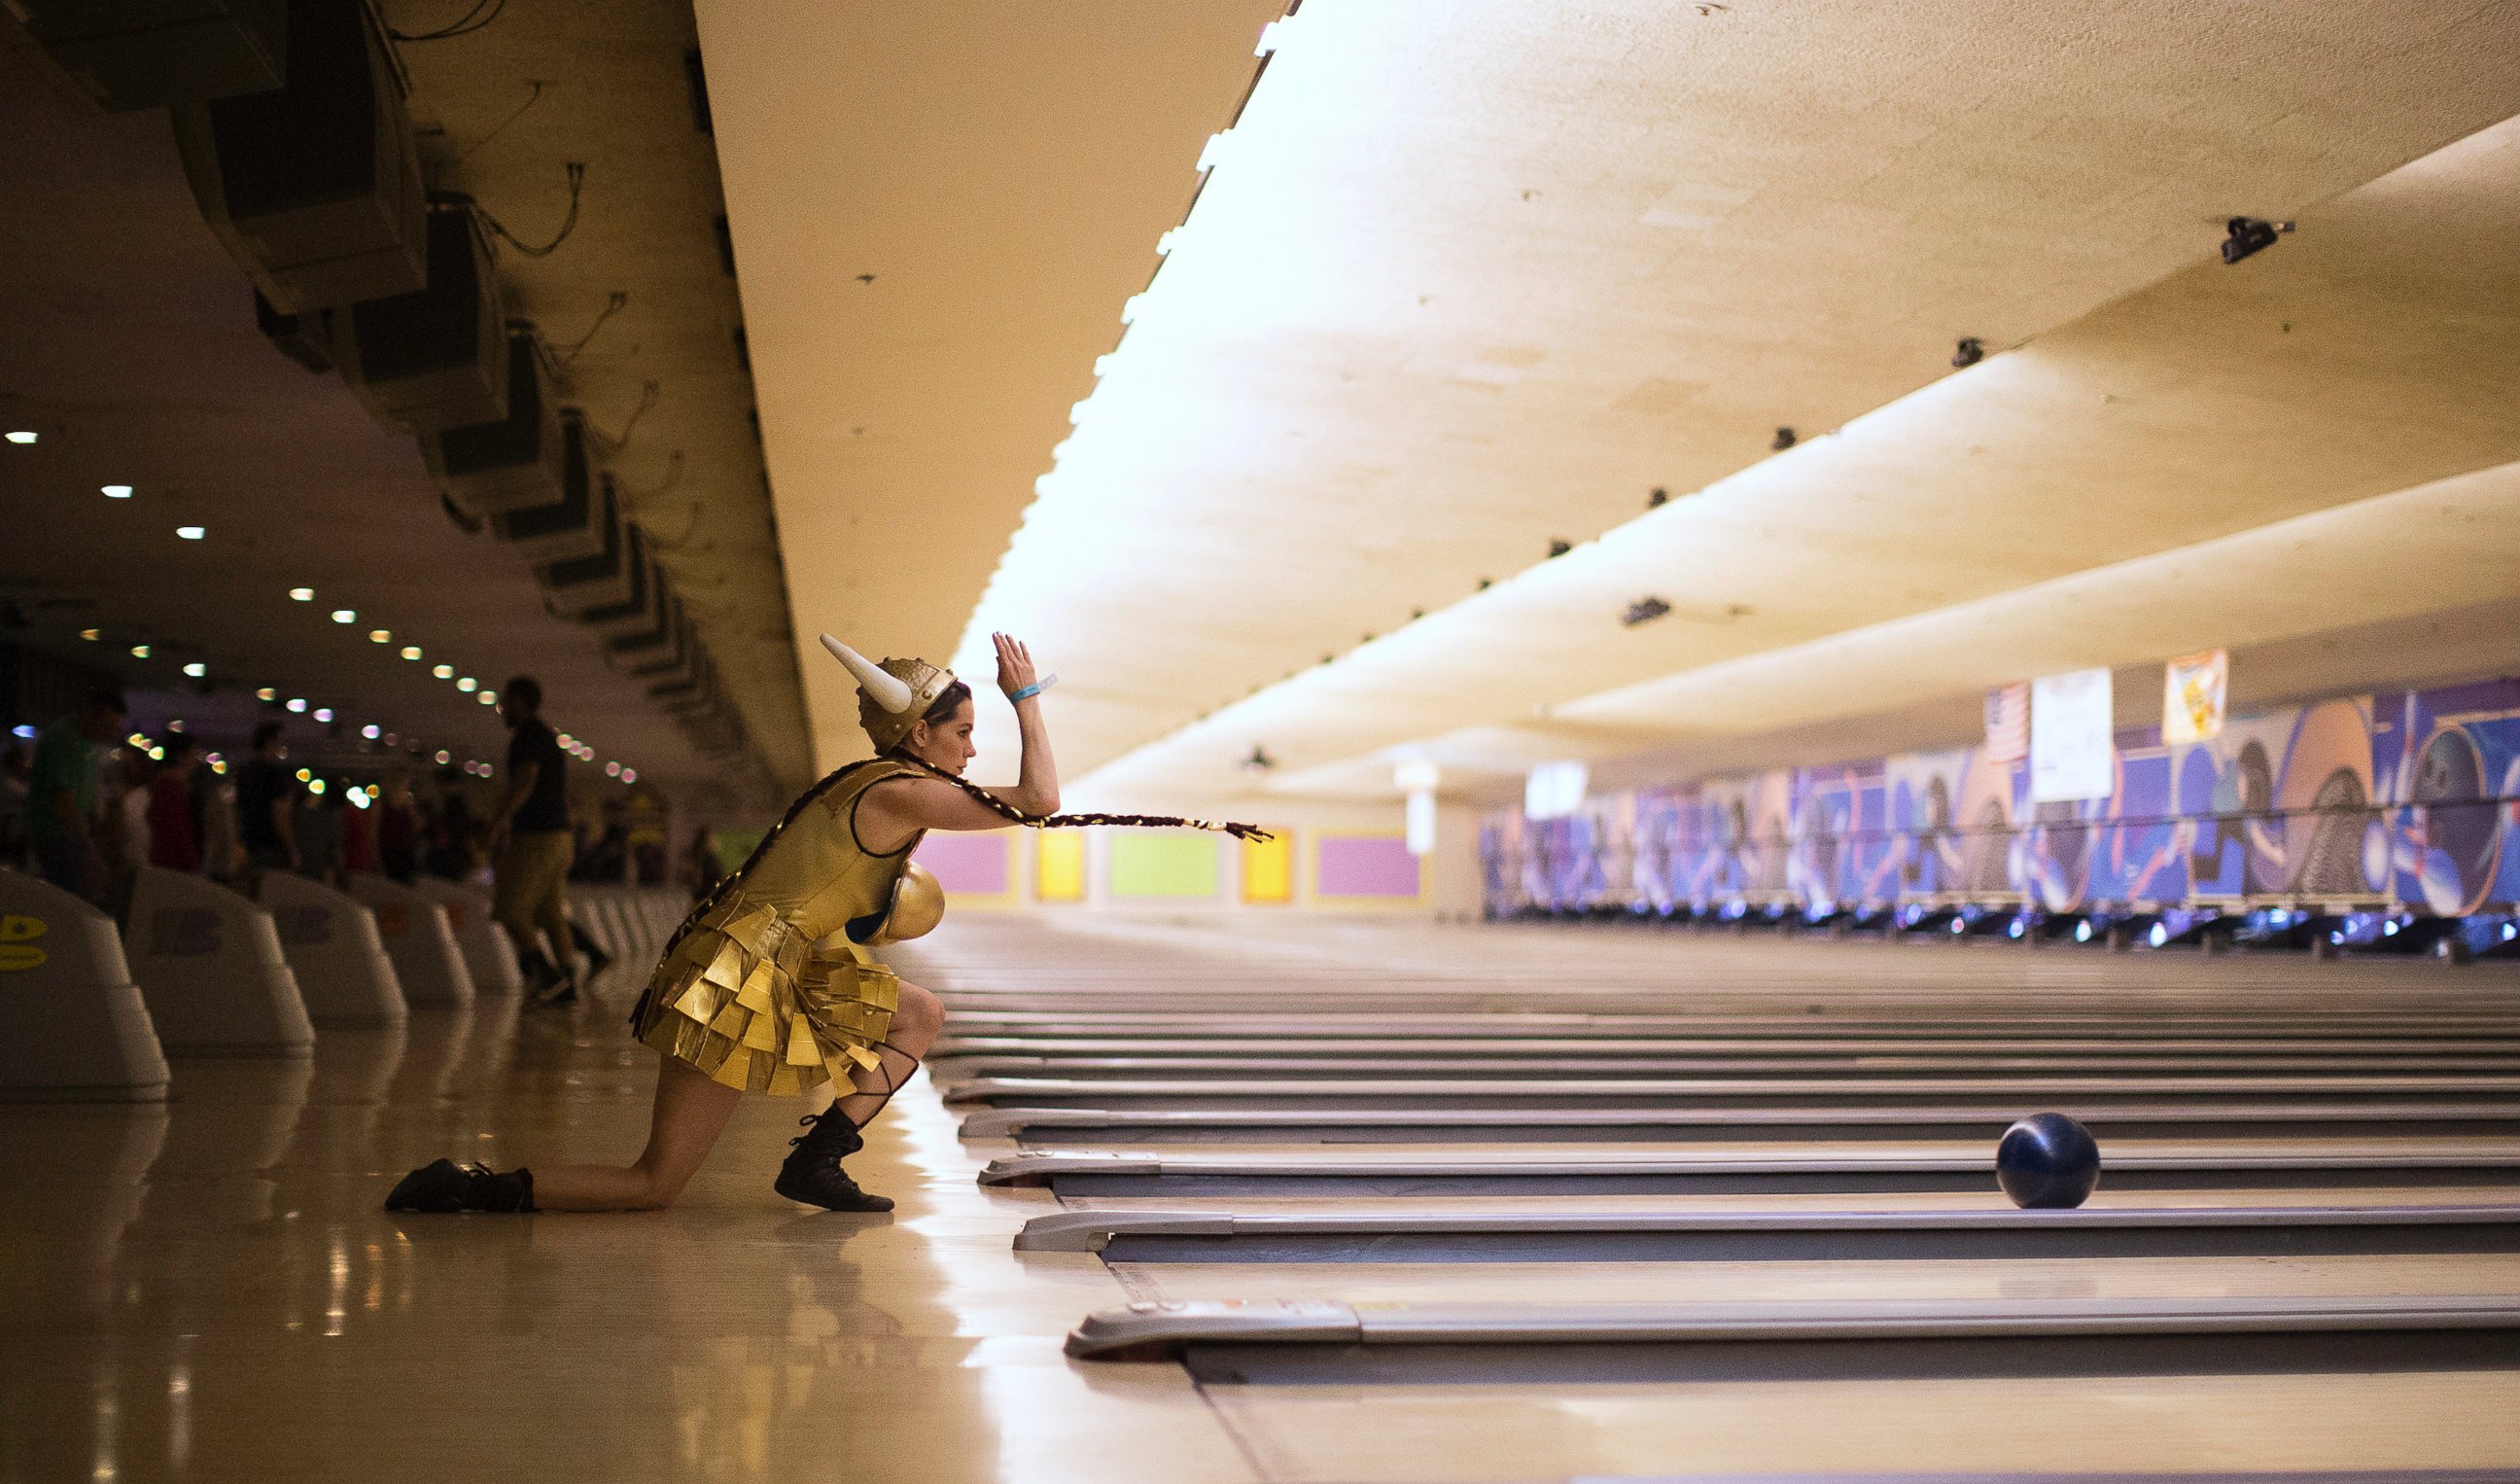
(1, 1, 811, 803)
(697, 0, 2520, 814)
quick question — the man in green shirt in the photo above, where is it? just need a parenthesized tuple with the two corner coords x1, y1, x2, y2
(26, 689, 126, 906)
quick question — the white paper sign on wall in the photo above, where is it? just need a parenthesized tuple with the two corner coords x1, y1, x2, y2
(1524, 761, 1589, 821)
(2030, 667, 2115, 803)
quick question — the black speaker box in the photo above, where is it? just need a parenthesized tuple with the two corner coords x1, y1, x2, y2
(15, 0, 287, 114)
(170, 0, 423, 311)
(606, 583, 684, 661)
(333, 204, 508, 433)
(429, 336, 566, 519)
(540, 515, 646, 618)
(588, 554, 676, 647)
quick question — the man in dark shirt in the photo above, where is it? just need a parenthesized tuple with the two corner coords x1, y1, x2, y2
(492, 675, 578, 1004)
(233, 722, 300, 893)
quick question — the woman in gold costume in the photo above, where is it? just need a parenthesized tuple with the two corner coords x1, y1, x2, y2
(386, 632, 1264, 1215)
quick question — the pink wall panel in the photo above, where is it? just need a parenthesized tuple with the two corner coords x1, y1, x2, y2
(1316, 835, 1420, 899)
(914, 831, 1009, 895)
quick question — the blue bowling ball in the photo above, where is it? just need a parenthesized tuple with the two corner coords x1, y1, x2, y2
(1995, 1112, 2101, 1209)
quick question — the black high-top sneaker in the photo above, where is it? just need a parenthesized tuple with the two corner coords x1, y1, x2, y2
(516, 948, 561, 999)
(385, 1158, 537, 1213)
(773, 1112, 894, 1213)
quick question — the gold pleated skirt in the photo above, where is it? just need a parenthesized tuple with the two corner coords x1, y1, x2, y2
(631, 897, 899, 1096)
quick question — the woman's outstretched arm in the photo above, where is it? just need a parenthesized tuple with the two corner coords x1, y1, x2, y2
(996, 632, 1060, 818)
(857, 633, 1060, 846)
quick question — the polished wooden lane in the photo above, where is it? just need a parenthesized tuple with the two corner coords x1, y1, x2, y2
(17, 915, 2520, 1483)
(928, 916, 2520, 1480)
(0, 985, 1262, 1484)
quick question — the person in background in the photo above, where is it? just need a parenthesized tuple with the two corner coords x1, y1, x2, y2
(377, 768, 422, 883)
(0, 741, 32, 870)
(682, 826, 721, 903)
(113, 747, 153, 890)
(196, 756, 240, 884)
(297, 785, 345, 886)
(233, 722, 299, 892)
(340, 783, 376, 878)
(490, 676, 579, 1006)
(427, 774, 477, 880)
(147, 732, 202, 871)
(25, 689, 125, 905)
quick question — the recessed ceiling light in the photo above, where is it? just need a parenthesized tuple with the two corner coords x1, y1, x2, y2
(255, 687, 277, 702)
(182, 662, 207, 678)
(126, 731, 149, 748)
(478, 690, 497, 705)
(605, 760, 621, 777)
(433, 664, 454, 679)
(621, 767, 638, 784)
(362, 724, 380, 740)
(286, 697, 306, 713)
(307, 778, 327, 795)
(129, 644, 150, 658)
(4, 431, 35, 444)
(290, 587, 314, 601)
(434, 749, 451, 764)
(368, 629, 391, 643)
(312, 707, 333, 723)
(80, 628, 100, 641)
(330, 609, 355, 623)
(456, 677, 477, 692)
(102, 484, 132, 499)
(176, 525, 205, 540)
(401, 646, 422, 660)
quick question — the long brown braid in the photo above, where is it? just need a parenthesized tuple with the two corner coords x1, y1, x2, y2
(883, 751, 1275, 842)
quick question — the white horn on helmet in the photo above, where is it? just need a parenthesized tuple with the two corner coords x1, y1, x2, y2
(819, 634, 914, 715)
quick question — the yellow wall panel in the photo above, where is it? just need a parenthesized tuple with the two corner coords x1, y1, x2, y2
(1242, 829, 1293, 904)
(1036, 830, 1086, 902)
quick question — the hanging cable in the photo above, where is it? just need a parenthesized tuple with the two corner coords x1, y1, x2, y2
(390, 0, 508, 43)
(589, 380, 662, 451)
(473, 161, 586, 258)
(459, 79, 548, 159)
(554, 291, 630, 364)
(613, 449, 687, 505)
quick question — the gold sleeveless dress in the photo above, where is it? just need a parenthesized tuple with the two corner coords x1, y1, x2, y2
(632, 760, 928, 1096)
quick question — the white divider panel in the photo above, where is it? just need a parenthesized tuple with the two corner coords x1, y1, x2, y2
(124, 866, 313, 1056)
(345, 873, 474, 1007)
(412, 877, 522, 996)
(257, 872, 405, 1023)
(0, 867, 169, 1101)
(574, 887, 625, 963)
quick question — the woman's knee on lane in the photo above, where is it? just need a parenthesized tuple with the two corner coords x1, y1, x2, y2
(627, 1159, 692, 1211)
(895, 981, 944, 1036)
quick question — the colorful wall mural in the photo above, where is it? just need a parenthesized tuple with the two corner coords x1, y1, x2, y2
(913, 827, 1425, 910)
(1485, 678, 2520, 921)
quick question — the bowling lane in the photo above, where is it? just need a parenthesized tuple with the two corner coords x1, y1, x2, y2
(1104, 1251, 2520, 1306)
(1180, 1369, 2520, 1483)
(1052, 1185, 2520, 1214)
(920, 919, 2520, 1481)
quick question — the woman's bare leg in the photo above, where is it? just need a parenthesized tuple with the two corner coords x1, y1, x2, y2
(830, 977, 944, 1127)
(532, 1055, 744, 1211)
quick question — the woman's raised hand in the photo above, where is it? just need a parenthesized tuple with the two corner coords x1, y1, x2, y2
(994, 632, 1038, 699)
